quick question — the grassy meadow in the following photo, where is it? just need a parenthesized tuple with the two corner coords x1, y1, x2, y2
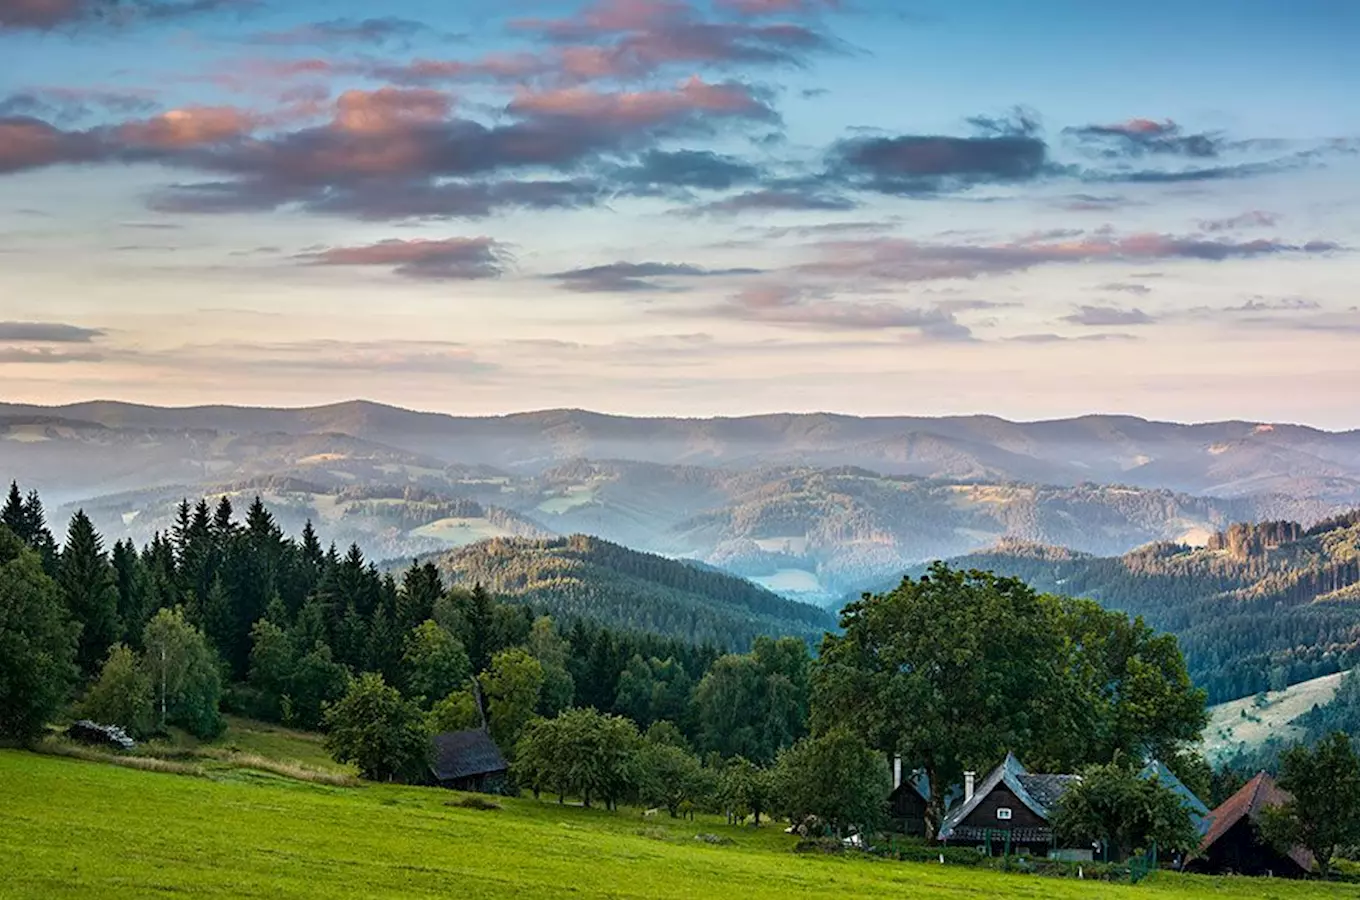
(2, 734, 1357, 900)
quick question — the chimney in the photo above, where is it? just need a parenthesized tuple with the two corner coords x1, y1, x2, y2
(892, 755, 902, 790)
(964, 771, 976, 803)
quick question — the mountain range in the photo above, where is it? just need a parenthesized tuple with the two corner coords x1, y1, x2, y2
(4, 400, 1359, 600)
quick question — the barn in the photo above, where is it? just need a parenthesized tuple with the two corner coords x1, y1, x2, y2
(1185, 772, 1313, 878)
(429, 729, 509, 794)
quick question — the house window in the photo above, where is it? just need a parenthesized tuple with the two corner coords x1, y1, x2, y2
(996, 808, 1013, 821)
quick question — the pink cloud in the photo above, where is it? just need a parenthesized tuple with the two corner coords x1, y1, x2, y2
(510, 77, 772, 126)
(298, 237, 509, 280)
(116, 106, 256, 148)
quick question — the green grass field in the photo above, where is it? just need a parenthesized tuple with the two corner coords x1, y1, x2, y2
(1, 745, 1355, 900)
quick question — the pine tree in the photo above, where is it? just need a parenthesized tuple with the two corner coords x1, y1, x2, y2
(111, 539, 155, 648)
(1, 482, 24, 538)
(211, 496, 235, 538)
(22, 491, 58, 574)
(59, 510, 121, 678)
(398, 562, 443, 634)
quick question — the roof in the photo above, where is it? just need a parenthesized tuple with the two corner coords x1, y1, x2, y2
(1140, 760, 1212, 835)
(937, 753, 1080, 840)
(1196, 771, 1314, 873)
(430, 729, 508, 783)
(890, 769, 965, 809)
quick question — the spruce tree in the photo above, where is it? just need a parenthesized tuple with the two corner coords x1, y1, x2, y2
(1, 482, 24, 539)
(59, 511, 121, 678)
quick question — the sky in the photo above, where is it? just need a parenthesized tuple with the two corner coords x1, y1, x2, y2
(1, 0, 1359, 427)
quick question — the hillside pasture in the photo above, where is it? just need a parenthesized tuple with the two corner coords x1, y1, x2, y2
(1201, 671, 1347, 763)
(1, 750, 1354, 900)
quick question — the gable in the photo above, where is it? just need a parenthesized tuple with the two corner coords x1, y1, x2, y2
(957, 784, 1050, 831)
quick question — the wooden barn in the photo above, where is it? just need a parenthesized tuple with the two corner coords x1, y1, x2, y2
(935, 753, 1081, 856)
(1185, 772, 1314, 878)
(429, 729, 509, 794)
(887, 758, 962, 837)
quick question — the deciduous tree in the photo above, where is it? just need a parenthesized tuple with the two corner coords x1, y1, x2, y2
(323, 672, 430, 782)
(0, 526, 77, 741)
(1260, 732, 1360, 878)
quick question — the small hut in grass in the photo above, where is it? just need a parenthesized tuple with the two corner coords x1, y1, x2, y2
(430, 729, 509, 794)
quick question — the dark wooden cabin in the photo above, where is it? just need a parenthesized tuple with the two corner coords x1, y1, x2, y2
(1186, 772, 1313, 878)
(936, 753, 1080, 856)
(430, 729, 509, 794)
(888, 772, 930, 837)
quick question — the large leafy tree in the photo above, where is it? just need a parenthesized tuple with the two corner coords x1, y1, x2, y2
(636, 740, 709, 817)
(718, 756, 775, 825)
(771, 728, 891, 837)
(142, 606, 224, 738)
(1260, 732, 1360, 879)
(323, 672, 430, 782)
(692, 636, 810, 764)
(1053, 757, 1200, 861)
(812, 563, 1068, 835)
(59, 510, 121, 678)
(513, 708, 639, 808)
(0, 526, 78, 741)
(402, 620, 471, 709)
(526, 616, 576, 717)
(80, 644, 155, 737)
(479, 648, 544, 751)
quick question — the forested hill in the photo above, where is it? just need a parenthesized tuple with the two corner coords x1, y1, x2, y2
(431, 535, 835, 649)
(892, 512, 1360, 705)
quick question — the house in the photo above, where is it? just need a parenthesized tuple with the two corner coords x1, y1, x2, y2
(429, 729, 509, 794)
(887, 757, 962, 837)
(936, 753, 1081, 857)
(1139, 759, 1212, 837)
(1185, 772, 1313, 878)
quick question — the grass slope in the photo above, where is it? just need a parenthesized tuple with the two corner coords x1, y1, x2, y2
(1202, 671, 1348, 764)
(1, 750, 1352, 900)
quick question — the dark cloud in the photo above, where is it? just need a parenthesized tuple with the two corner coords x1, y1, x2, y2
(685, 186, 858, 215)
(799, 233, 1341, 284)
(551, 260, 763, 293)
(245, 17, 446, 47)
(0, 0, 252, 31)
(295, 237, 510, 280)
(679, 284, 976, 337)
(1198, 210, 1281, 232)
(0, 87, 158, 124)
(1066, 119, 1221, 158)
(0, 320, 106, 342)
(831, 111, 1049, 194)
(0, 347, 105, 363)
(1061, 305, 1156, 326)
(611, 148, 761, 191)
(1056, 193, 1133, 211)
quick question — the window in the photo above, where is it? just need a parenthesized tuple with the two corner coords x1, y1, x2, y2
(996, 808, 1013, 821)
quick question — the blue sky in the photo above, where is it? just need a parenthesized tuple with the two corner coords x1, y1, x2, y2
(1, 0, 1358, 426)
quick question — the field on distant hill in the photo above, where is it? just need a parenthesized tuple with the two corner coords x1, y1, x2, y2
(1201, 671, 1348, 764)
(2, 749, 1351, 900)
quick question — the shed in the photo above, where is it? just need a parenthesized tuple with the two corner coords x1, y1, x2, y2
(430, 729, 509, 794)
(1185, 772, 1313, 878)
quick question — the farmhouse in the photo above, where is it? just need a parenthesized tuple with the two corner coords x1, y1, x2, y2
(887, 757, 962, 837)
(429, 729, 509, 794)
(1185, 772, 1314, 878)
(936, 753, 1081, 857)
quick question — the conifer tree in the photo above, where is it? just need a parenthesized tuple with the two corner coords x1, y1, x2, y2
(59, 510, 121, 678)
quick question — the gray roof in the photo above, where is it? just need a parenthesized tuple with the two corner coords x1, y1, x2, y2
(937, 753, 1081, 841)
(431, 729, 508, 783)
(1140, 759, 1212, 835)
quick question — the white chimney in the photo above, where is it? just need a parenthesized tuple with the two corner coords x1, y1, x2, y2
(892, 755, 902, 790)
(964, 771, 976, 803)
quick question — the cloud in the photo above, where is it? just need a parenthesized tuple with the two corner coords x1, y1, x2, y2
(0, 347, 105, 363)
(508, 77, 775, 127)
(509, 0, 840, 81)
(715, 0, 842, 14)
(244, 17, 443, 47)
(1006, 332, 1140, 344)
(1061, 305, 1156, 326)
(685, 186, 858, 215)
(296, 237, 510, 280)
(1198, 210, 1281, 232)
(680, 284, 976, 337)
(1066, 119, 1221, 158)
(0, 321, 106, 342)
(799, 232, 1341, 283)
(1098, 282, 1152, 295)
(0, 87, 158, 124)
(551, 261, 763, 292)
(0, 0, 251, 31)
(610, 148, 761, 190)
(831, 111, 1049, 194)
